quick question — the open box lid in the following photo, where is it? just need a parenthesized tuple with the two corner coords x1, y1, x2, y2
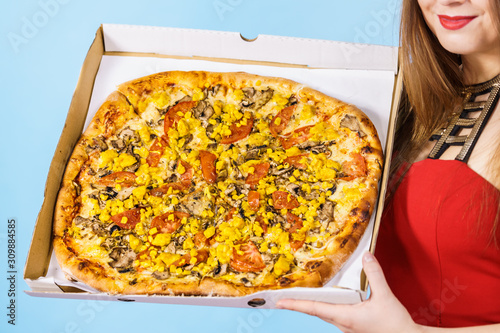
(25, 24, 400, 308)
(101, 24, 398, 71)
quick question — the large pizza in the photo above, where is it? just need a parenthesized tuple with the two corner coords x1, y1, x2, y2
(53, 71, 383, 296)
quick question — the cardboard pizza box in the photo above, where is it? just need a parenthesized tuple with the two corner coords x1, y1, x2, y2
(24, 24, 401, 308)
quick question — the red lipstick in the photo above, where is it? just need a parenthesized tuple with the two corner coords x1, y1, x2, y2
(438, 15, 476, 30)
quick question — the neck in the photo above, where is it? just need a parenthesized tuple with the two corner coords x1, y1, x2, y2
(462, 47, 500, 85)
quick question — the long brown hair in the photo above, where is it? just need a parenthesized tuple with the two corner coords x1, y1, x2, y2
(394, 0, 500, 174)
(394, 0, 500, 243)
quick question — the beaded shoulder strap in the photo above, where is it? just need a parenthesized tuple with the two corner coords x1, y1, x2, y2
(428, 74, 500, 162)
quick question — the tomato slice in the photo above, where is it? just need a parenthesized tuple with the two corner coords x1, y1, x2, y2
(149, 182, 187, 197)
(230, 241, 266, 273)
(179, 160, 194, 186)
(149, 160, 194, 197)
(284, 154, 308, 170)
(279, 125, 313, 150)
(97, 171, 137, 187)
(194, 231, 210, 248)
(272, 190, 300, 210)
(151, 211, 190, 234)
(111, 208, 142, 229)
(286, 212, 305, 251)
(164, 101, 197, 135)
(255, 214, 268, 234)
(270, 105, 296, 137)
(199, 150, 217, 184)
(248, 190, 260, 211)
(220, 116, 254, 144)
(147, 136, 169, 167)
(225, 207, 237, 222)
(245, 162, 270, 185)
(341, 152, 367, 181)
(172, 249, 209, 267)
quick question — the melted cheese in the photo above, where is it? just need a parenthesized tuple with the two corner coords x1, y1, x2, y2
(73, 78, 378, 288)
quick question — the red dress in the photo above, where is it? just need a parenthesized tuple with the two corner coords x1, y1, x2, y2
(375, 159, 500, 327)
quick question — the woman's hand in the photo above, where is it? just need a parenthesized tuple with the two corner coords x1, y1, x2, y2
(276, 252, 421, 333)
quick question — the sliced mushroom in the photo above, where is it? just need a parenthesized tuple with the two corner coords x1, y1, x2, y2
(123, 162, 140, 173)
(193, 101, 215, 123)
(286, 183, 301, 196)
(270, 165, 294, 177)
(340, 114, 366, 138)
(230, 161, 244, 180)
(272, 214, 286, 227)
(192, 100, 207, 117)
(288, 95, 298, 106)
(109, 224, 121, 235)
(326, 184, 337, 195)
(152, 271, 171, 280)
(318, 201, 335, 224)
(244, 148, 261, 161)
(210, 84, 221, 97)
(207, 143, 218, 150)
(311, 144, 332, 156)
(213, 263, 228, 277)
(88, 190, 110, 210)
(72, 181, 81, 196)
(242, 87, 256, 98)
(110, 139, 126, 150)
(95, 169, 112, 178)
(217, 169, 228, 182)
(302, 190, 320, 201)
(90, 136, 108, 152)
(175, 235, 187, 247)
(205, 122, 218, 138)
(240, 277, 253, 287)
(240, 88, 274, 110)
(167, 159, 178, 173)
(176, 95, 192, 104)
(240, 100, 253, 108)
(74, 216, 90, 225)
(91, 222, 107, 237)
(181, 134, 194, 149)
(165, 242, 176, 253)
(235, 184, 249, 196)
(115, 187, 135, 201)
(261, 253, 273, 264)
(181, 191, 209, 216)
(224, 183, 236, 196)
(118, 128, 140, 145)
(108, 248, 136, 269)
(297, 140, 335, 151)
(100, 187, 118, 200)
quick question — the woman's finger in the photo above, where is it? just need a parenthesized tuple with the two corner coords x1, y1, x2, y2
(362, 251, 392, 298)
(276, 299, 348, 319)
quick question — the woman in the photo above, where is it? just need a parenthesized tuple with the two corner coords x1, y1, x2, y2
(277, 0, 500, 331)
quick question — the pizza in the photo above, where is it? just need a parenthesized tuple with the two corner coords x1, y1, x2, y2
(53, 71, 383, 296)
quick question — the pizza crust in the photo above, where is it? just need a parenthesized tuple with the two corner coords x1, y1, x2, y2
(53, 71, 383, 296)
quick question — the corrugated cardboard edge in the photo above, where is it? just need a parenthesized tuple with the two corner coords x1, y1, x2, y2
(24, 27, 105, 280)
(25, 286, 364, 309)
(360, 63, 403, 292)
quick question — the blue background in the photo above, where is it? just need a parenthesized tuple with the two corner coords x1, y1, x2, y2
(0, 0, 399, 332)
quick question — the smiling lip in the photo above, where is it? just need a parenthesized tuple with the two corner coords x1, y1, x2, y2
(438, 15, 477, 30)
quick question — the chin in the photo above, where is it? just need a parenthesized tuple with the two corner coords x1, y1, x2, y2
(435, 35, 481, 56)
